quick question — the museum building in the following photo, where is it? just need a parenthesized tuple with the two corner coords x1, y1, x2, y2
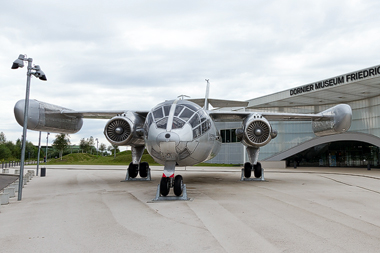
(208, 64, 380, 167)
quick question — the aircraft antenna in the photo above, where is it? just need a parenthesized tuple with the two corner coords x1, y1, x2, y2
(204, 79, 210, 110)
(177, 95, 190, 100)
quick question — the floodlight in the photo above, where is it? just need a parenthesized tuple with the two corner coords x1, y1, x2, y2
(33, 65, 47, 81)
(11, 54, 26, 69)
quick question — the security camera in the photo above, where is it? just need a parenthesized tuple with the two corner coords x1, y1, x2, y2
(32, 65, 47, 81)
(11, 54, 26, 69)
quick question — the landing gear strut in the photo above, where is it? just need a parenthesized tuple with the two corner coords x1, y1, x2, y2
(241, 162, 265, 181)
(124, 162, 151, 181)
(152, 174, 189, 201)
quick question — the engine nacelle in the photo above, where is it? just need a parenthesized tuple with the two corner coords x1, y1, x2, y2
(104, 111, 145, 146)
(239, 114, 275, 147)
(14, 99, 83, 134)
(312, 104, 352, 137)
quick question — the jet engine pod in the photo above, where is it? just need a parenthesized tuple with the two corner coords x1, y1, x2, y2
(14, 99, 83, 134)
(104, 112, 145, 146)
(312, 104, 352, 137)
(241, 114, 273, 147)
(104, 116, 132, 145)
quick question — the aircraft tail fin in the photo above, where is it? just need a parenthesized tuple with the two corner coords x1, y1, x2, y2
(204, 79, 210, 110)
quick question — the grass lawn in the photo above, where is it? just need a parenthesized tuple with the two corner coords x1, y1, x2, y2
(46, 150, 238, 167)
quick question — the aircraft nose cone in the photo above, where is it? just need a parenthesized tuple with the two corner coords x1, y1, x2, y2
(156, 132, 180, 144)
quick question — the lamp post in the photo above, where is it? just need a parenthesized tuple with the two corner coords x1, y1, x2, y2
(36, 131, 42, 176)
(96, 138, 99, 156)
(46, 132, 50, 162)
(12, 54, 47, 201)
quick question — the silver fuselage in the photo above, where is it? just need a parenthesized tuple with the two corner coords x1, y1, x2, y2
(144, 99, 221, 166)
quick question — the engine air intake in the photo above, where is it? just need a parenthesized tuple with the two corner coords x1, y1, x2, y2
(106, 118, 131, 143)
(246, 120, 270, 144)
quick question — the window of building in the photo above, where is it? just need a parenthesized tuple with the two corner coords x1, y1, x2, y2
(220, 129, 239, 143)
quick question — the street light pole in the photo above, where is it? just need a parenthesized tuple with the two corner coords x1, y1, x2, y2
(36, 131, 41, 176)
(12, 54, 47, 201)
(96, 138, 99, 156)
(45, 132, 50, 162)
(17, 57, 33, 201)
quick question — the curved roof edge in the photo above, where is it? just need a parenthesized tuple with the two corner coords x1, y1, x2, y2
(264, 132, 380, 161)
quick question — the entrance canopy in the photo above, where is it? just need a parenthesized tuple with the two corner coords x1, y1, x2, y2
(247, 64, 380, 109)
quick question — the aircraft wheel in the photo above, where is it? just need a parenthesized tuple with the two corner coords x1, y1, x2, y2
(254, 162, 262, 178)
(174, 175, 184, 196)
(128, 162, 139, 178)
(139, 162, 149, 178)
(160, 177, 170, 196)
(244, 162, 252, 178)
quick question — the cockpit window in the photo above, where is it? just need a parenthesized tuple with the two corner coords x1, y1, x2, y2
(156, 117, 168, 129)
(174, 105, 184, 117)
(179, 108, 194, 121)
(163, 105, 171, 116)
(189, 114, 200, 128)
(153, 107, 164, 120)
(148, 100, 211, 133)
(172, 117, 186, 129)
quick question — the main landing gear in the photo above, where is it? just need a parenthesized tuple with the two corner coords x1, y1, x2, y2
(124, 162, 151, 181)
(241, 162, 265, 181)
(152, 174, 190, 201)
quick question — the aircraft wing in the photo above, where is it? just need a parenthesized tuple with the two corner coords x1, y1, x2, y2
(208, 111, 328, 122)
(188, 98, 249, 108)
(61, 110, 149, 119)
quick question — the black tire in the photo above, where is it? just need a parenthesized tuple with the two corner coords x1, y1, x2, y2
(244, 162, 252, 178)
(128, 162, 139, 178)
(254, 162, 262, 178)
(160, 177, 170, 196)
(139, 162, 149, 178)
(174, 175, 184, 196)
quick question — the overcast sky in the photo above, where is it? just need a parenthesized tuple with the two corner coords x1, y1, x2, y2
(1, 0, 380, 149)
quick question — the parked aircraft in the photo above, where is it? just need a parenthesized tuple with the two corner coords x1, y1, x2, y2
(14, 80, 352, 198)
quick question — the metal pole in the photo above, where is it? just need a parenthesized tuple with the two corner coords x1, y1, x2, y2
(36, 131, 41, 176)
(18, 58, 33, 201)
(45, 133, 49, 163)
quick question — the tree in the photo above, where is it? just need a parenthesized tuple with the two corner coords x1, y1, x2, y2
(0, 132, 5, 144)
(99, 143, 107, 156)
(52, 134, 71, 160)
(108, 145, 120, 159)
(0, 145, 11, 160)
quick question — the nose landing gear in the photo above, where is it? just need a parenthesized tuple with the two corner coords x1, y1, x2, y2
(152, 174, 189, 201)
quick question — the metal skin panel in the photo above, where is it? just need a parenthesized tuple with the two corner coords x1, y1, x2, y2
(14, 99, 83, 134)
(312, 104, 352, 136)
(144, 99, 222, 167)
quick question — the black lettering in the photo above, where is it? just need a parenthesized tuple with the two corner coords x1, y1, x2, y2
(337, 76, 344, 84)
(315, 82, 322, 89)
(369, 68, 375, 77)
(358, 71, 363, 79)
(377, 66, 380, 75)
(363, 70, 369, 78)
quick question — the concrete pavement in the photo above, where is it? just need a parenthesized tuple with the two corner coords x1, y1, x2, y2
(1, 165, 380, 252)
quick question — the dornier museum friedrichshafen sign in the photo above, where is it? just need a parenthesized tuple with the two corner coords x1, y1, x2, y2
(290, 65, 380, 96)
